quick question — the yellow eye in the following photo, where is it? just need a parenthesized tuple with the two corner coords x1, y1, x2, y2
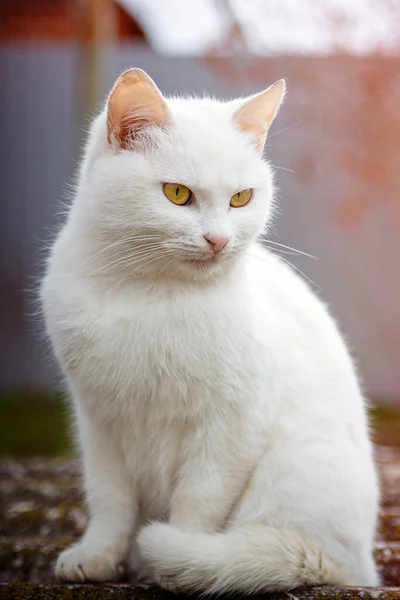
(230, 189, 253, 208)
(163, 183, 192, 206)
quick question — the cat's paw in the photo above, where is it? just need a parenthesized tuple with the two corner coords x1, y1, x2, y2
(129, 549, 152, 583)
(153, 572, 185, 594)
(55, 543, 125, 582)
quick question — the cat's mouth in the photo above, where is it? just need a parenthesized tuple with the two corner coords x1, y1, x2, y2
(187, 257, 216, 265)
(185, 252, 225, 268)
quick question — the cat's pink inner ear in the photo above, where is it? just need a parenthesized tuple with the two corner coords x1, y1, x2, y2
(234, 80, 286, 151)
(107, 69, 170, 148)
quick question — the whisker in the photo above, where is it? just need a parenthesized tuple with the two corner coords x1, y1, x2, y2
(265, 247, 303, 256)
(279, 257, 319, 289)
(88, 248, 171, 277)
(89, 240, 172, 262)
(246, 249, 318, 289)
(83, 235, 164, 264)
(260, 238, 318, 260)
(267, 120, 303, 142)
(155, 256, 177, 278)
(130, 251, 179, 273)
(111, 248, 181, 274)
(274, 165, 296, 174)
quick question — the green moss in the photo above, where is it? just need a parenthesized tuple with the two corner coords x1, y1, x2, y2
(370, 405, 400, 446)
(0, 390, 72, 458)
(0, 388, 399, 458)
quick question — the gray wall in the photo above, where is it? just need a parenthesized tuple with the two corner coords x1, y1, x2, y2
(1, 44, 399, 403)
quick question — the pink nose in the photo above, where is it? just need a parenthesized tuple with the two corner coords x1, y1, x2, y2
(204, 234, 229, 254)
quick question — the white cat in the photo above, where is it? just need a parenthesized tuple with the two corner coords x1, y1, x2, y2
(41, 68, 379, 593)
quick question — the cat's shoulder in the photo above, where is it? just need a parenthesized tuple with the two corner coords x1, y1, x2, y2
(247, 243, 313, 293)
(246, 242, 329, 322)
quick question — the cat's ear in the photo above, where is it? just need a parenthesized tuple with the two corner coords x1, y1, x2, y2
(234, 80, 286, 151)
(107, 69, 171, 149)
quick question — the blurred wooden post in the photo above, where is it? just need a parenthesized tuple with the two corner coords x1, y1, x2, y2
(76, 0, 117, 147)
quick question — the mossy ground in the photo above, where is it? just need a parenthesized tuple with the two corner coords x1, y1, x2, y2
(1, 583, 399, 600)
(0, 390, 72, 457)
(371, 405, 400, 446)
(0, 389, 398, 458)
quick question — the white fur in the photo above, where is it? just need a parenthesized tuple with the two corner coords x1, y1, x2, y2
(41, 83, 379, 593)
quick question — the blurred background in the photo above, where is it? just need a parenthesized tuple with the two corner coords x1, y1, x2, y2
(1, 0, 400, 455)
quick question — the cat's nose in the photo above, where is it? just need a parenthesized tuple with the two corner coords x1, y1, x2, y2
(204, 234, 230, 254)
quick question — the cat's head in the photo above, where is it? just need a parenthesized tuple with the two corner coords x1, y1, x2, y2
(79, 69, 285, 283)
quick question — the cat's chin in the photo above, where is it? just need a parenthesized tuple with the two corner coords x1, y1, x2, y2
(184, 247, 234, 265)
(183, 252, 228, 270)
(185, 256, 220, 266)
(173, 252, 236, 281)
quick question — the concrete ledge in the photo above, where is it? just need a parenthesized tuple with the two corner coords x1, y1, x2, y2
(1, 538, 400, 587)
(1, 583, 400, 600)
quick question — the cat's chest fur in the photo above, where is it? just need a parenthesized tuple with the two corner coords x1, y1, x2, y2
(59, 275, 265, 423)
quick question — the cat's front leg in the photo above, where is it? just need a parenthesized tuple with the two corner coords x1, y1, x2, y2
(169, 419, 257, 533)
(56, 406, 136, 582)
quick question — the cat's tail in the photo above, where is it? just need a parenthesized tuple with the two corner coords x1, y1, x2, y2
(137, 522, 348, 594)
